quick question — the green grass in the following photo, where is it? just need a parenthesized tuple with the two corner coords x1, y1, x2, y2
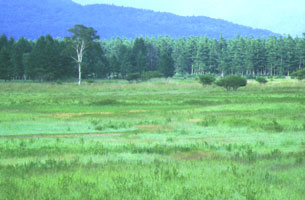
(0, 78, 305, 199)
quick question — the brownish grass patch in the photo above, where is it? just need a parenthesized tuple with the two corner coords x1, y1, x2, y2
(175, 151, 215, 160)
(0, 133, 120, 139)
(136, 124, 171, 133)
(128, 110, 148, 113)
(54, 112, 113, 118)
(189, 119, 202, 123)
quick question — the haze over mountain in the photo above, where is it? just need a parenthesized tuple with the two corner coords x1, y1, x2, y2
(0, 0, 280, 40)
(74, 0, 305, 37)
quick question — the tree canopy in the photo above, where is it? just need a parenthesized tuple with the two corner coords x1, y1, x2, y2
(0, 32, 304, 82)
(68, 25, 100, 85)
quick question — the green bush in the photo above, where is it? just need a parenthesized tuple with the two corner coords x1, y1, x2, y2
(256, 77, 268, 84)
(261, 120, 284, 133)
(126, 73, 141, 82)
(56, 80, 63, 85)
(86, 79, 95, 84)
(141, 71, 164, 81)
(245, 74, 256, 80)
(216, 75, 247, 91)
(198, 74, 216, 85)
(291, 68, 305, 80)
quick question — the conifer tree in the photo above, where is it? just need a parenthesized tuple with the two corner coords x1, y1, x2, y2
(11, 37, 32, 79)
(0, 47, 13, 81)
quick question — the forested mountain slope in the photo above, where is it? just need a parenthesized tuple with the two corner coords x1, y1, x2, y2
(0, 0, 279, 39)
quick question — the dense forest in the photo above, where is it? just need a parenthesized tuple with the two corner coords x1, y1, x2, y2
(0, 32, 304, 81)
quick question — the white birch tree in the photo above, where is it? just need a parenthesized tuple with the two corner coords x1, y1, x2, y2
(68, 25, 99, 85)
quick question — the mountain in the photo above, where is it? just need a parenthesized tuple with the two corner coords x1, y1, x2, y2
(0, 0, 280, 39)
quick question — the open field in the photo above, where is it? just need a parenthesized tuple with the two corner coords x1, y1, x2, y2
(0, 78, 305, 199)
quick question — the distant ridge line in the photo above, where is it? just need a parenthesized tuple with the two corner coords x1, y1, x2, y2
(0, 0, 280, 39)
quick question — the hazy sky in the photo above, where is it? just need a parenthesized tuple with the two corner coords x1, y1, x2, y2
(72, 0, 305, 36)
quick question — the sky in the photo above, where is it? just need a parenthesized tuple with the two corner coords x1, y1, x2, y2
(72, 0, 305, 36)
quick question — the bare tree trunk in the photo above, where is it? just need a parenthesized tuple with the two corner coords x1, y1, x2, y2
(280, 57, 283, 72)
(72, 41, 86, 86)
(78, 62, 81, 86)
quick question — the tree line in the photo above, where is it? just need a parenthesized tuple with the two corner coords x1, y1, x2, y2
(0, 28, 304, 82)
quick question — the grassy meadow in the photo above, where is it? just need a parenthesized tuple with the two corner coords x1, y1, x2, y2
(0, 78, 305, 199)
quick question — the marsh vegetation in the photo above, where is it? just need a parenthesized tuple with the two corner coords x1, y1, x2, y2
(0, 78, 304, 199)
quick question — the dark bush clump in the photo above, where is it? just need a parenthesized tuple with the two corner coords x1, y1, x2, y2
(199, 74, 216, 85)
(261, 120, 284, 133)
(291, 68, 305, 80)
(141, 71, 164, 81)
(216, 75, 247, 91)
(56, 80, 63, 85)
(256, 77, 268, 84)
(126, 73, 141, 82)
(86, 79, 95, 84)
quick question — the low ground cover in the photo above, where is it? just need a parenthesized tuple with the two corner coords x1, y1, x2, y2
(0, 78, 304, 199)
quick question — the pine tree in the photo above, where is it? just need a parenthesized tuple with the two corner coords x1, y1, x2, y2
(83, 42, 109, 78)
(185, 37, 198, 74)
(276, 37, 288, 76)
(0, 34, 8, 50)
(131, 37, 148, 73)
(11, 37, 32, 79)
(145, 37, 159, 71)
(26, 36, 47, 80)
(208, 39, 219, 74)
(117, 44, 132, 77)
(266, 36, 277, 76)
(195, 37, 210, 74)
(285, 35, 298, 75)
(0, 47, 13, 81)
(173, 38, 189, 74)
(158, 39, 175, 77)
(296, 36, 305, 69)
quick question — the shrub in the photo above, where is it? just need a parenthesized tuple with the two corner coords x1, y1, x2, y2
(261, 120, 284, 133)
(86, 79, 95, 84)
(94, 125, 103, 131)
(141, 71, 164, 81)
(198, 74, 216, 85)
(126, 73, 141, 82)
(91, 99, 117, 106)
(216, 75, 247, 91)
(56, 80, 63, 85)
(245, 74, 256, 80)
(291, 68, 305, 80)
(256, 77, 268, 84)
